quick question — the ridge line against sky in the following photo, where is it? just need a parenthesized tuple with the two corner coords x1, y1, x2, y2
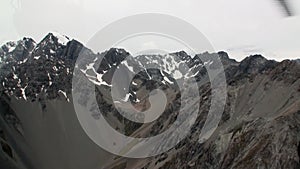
(1, 0, 300, 61)
(2, 31, 299, 63)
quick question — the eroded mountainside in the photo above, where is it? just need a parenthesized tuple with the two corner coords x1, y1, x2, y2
(0, 33, 299, 169)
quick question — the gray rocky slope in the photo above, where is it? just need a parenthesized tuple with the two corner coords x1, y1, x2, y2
(0, 33, 299, 169)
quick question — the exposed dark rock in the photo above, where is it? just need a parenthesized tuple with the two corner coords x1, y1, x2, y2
(0, 33, 299, 169)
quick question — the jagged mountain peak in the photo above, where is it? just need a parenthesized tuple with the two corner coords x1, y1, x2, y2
(169, 50, 191, 61)
(0, 38, 36, 62)
(239, 54, 277, 74)
(0, 38, 36, 54)
(217, 51, 235, 61)
(46, 32, 70, 45)
(217, 51, 238, 66)
(30, 33, 83, 61)
(242, 54, 268, 63)
(38, 32, 71, 48)
(101, 48, 130, 65)
(103, 47, 129, 58)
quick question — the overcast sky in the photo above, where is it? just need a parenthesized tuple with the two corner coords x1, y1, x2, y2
(1, 0, 300, 61)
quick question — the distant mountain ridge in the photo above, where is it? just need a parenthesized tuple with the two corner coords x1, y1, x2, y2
(0, 33, 299, 169)
(0, 32, 292, 102)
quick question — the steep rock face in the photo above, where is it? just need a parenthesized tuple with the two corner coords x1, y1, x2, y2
(133, 59, 300, 169)
(0, 38, 36, 63)
(0, 33, 299, 169)
(221, 114, 300, 169)
(0, 33, 84, 102)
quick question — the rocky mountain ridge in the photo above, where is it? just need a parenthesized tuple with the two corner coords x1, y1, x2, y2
(0, 33, 299, 169)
